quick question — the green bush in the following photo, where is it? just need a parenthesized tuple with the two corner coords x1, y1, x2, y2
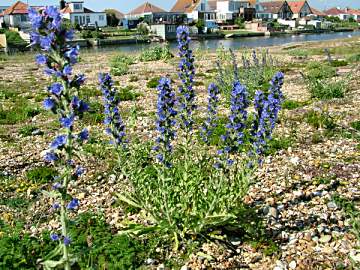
(0, 213, 152, 270)
(146, 76, 161, 88)
(138, 45, 173, 62)
(117, 85, 141, 101)
(304, 110, 337, 130)
(26, 166, 58, 184)
(5, 30, 27, 49)
(110, 54, 135, 76)
(304, 62, 346, 99)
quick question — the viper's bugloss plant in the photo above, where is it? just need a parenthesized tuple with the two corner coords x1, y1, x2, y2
(177, 26, 196, 132)
(98, 73, 128, 149)
(201, 83, 220, 144)
(154, 77, 177, 166)
(221, 81, 250, 158)
(29, 6, 89, 270)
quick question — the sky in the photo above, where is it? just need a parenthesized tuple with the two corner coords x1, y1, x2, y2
(1, 0, 359, 13)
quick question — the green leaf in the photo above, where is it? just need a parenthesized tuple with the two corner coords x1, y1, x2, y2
(116, 193, 141, 209)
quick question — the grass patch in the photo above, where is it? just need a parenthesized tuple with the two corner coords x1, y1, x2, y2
(110, 54, 135, 76)
(18, 125, 38, 137)
(0, 101, 41, 125)
(138, 45, 173, 62)
(304, 110, 337, 130)
(265, 136, 293, 155)
(351, 121, 360, 131)
(83, 101, 104, 124)
(118, 85, 141, 101)
(147, 76, 161, 88)
(26, 167, 57, 184)
(282, 99, 308, 110)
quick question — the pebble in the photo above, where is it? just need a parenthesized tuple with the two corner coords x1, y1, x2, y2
(289, 260, 297, 269)
(319, 235, 332, 243)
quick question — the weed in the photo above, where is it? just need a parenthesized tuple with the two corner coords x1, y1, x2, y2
(18, 125, 38, 136)
(351, 121, 360, 131)
(26, 167, 57, 184)
(147, 76, 161, 88)
(282, 99, 307, 110)
(304, 110, 337, 130)
(129, 75, 139, 82)
(0, 101, 41, 125)
(265, 136, 293, 155)
(118, 85, 141, 101)
(330, 60, 348, 67)
(138, 45, 173, 62)
(110, 54, 135, 76)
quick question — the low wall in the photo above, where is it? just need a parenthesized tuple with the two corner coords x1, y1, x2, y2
(89, 38, 150, 46)
(0, 34, 7, 51)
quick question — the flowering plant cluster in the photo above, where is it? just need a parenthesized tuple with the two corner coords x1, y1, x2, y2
(201, 83, 220, 144)
(29, 6, 89, 270)
(154, 77, 177, 166)
(98, 73, 127, 149)
(176, 26, 196, 132)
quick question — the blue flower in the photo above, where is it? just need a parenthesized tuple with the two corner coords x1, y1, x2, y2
(99, 73, 127, 148)
(201, 83, 220, 144)
(63, 236, 71, 246)
(67, 198, 79, 210)
(44, 152, 58, 162)
(52, 182, 62, 190)
(60, 115, 74, 129)
(43, 97, 55, 110)
(154, 77, 177, 164)
(36, 54, 47, 65)
(28, 8, 42, 29)
(78, 128, 89, 141)
(50, 135, 67, 149)
(75, 167, 85, 177)
(40, 36, 53, 51)
(65, 30, 74, 41)
(50, 233, 59, 241)
(63, 65, 72, 76)
(52, 203, 60, 210)
(65, 46, 80, 64)
(49, 83, 63, 96)
(176, 25, 196, 132)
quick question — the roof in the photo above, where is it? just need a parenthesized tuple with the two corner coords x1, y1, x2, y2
(287, 1, 307, 13)
(345, 8, 360, 16)
(259, 1, 286, 14)
(324, 7, 346, 16)
(104, 9, 125, 19)
(2, 1, 28, 15)
(61, 5, 96, 14)
(310, 7, 326, 16)
(128, 2, 165, 15)
(171, 0, 200, 13)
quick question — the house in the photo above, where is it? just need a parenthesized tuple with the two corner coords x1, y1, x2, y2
(287, 1, 312, 19)
(150, 24, 178, 40)
(125, 2, 166, 19)
(0, 1, 30, 29)
(216, 0, 255, 23)
(60, 1, 107, 27)
(171, 0, 217, 23)
(0, 6, 10, 14)
(324, 7, 351, 21)
(309, 7, 326, 20)
(255, 1, 293, 20)
(344, 8, 360, 21)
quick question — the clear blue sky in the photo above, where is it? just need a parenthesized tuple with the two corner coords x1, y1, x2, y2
(2, 0, 359, 13)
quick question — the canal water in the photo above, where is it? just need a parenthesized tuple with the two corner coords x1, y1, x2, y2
(85, 31, 360, 54)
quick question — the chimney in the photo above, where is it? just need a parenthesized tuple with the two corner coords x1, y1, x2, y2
(60, 0, 66, 10)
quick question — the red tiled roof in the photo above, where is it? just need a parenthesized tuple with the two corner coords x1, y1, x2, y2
(3, 1, 28, 15)
(324, 7, 346, 16)
(171, 0, 200, 13)
(128, 2, 165, 15)
(345, 8, 360, 16)
(287, 1, 306, 13)
(310, 7, 326, 16)
(259, 1, 285, 14)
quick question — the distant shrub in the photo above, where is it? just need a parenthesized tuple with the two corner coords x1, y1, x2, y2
(303, 62, 346, 99)
(138, 45, 173, 62)
(110, 54, 135, 76)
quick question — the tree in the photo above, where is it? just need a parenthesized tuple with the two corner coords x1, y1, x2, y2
(137, 22, 149, 36)
(196, 19, 205, 33)
(106, 13, 120, 27)
(235, 17, 245, 29)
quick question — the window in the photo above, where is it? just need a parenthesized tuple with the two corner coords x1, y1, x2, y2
(200, 3, 205, 11)
(74, 3, 82, 10)
(74, 16, 79, 24)
(86, 16, 90, 23)
(99, 15, 104, 21)
(20, 14, 28, 22)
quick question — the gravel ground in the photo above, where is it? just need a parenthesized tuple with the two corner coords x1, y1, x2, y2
(0, 37, 359, 270)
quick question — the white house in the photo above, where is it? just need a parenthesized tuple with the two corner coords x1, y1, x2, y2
(216, 0, 250, 23)
(324, 7, 351, 21)
(287, 1, 312, 19)
(61, 1, 107, 27)
(0, 1, 31, 29)
(171, 0, 217, 23)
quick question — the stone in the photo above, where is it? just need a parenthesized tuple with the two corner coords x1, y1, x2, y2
(319, 235, 332, 243)
(180, 266, 189, 270)
(269, 207, 278, 219)
(289, 261, 297, 269)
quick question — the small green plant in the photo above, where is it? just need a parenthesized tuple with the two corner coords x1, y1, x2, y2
(147, 76, 161, 88)
(288, 49, 309, 58)
(0, 101, 41, 125)
(265, 136, 293, 155)
(330, 59, 348, 67)
(282, 99, 307, 110)
(138, 45, 173, 62)
(303, 62, 347, 99)
(351, 121, 360, 131)
(304, 110, 337, 130)
(26, 166, 58, 184)
(110, 54, 135, 76)
(129, 75, 139, 82)
(117, 85, 141, 101)
(18, 125, 38, 136)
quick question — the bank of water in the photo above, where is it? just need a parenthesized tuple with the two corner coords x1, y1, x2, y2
(83, 31, 360, 55)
